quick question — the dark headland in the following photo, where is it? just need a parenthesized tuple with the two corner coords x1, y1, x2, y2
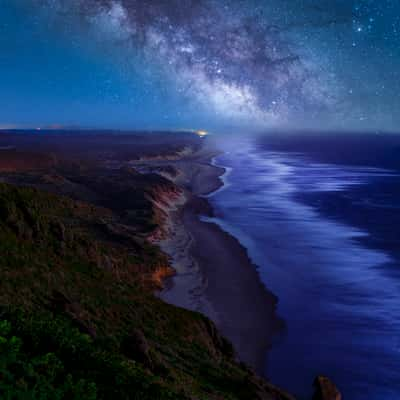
(0, 130, 339, 400)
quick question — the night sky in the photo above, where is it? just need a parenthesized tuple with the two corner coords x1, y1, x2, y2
(1, 0, 399, 132)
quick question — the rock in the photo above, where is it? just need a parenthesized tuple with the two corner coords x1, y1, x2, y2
(150, 265, 175, 290)
(313, 376, 342, 400)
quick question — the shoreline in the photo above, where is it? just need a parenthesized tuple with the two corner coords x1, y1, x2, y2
(159, 139, 283, 373)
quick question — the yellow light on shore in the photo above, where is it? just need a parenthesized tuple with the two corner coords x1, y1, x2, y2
(196, 130, 208, 137)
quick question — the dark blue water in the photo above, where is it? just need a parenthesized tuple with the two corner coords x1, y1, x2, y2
(206, 134, 400, 399)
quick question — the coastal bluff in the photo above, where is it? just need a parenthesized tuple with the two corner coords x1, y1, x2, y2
(0, 130, 340, 399)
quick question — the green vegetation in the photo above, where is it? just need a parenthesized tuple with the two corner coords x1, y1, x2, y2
(0, 319, 97, 400)
(0, 182, 282, 399)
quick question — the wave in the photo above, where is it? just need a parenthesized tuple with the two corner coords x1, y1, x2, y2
(205, 136, 400, 399)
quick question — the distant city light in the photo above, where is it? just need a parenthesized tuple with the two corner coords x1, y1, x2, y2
(196, 130, 208, 137)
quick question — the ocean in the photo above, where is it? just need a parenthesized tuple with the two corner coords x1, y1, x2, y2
(206, 133, 400, 399)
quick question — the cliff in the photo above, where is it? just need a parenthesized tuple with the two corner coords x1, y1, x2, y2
(0, 131, 340, 399)
(0, 182, 294, 400)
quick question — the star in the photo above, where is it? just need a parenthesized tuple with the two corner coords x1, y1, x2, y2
(2, 0, 399, 131)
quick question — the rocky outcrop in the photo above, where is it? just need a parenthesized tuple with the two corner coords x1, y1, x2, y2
(146, 185, 186, 242)
(313, 376, 342, 400)
(149, 265, 176, 289)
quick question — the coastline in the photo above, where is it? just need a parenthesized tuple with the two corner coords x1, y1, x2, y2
(159, 139, 283, 373)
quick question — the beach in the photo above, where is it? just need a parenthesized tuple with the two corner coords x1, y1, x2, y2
(196, 134, 400, 399)
(159, 138, 283, 372)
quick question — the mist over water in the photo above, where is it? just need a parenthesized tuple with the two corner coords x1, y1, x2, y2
(206, 135, 400, 399)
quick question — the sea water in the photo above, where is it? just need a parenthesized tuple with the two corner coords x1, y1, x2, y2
(205, 134, 400, 399)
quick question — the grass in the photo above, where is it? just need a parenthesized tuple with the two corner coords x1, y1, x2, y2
(0, 182, 286, 400)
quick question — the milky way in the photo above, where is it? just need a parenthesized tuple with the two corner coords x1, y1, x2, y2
(28, 0, 338, 128)
(3, 0, 400, 131)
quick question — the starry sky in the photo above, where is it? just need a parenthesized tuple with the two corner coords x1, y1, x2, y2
(1, 0, 399, 132)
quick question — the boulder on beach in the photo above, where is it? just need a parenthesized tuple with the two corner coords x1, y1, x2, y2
(312, 376, 342, 400)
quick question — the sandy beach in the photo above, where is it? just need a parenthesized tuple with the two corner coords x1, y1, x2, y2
(159, 138, 283, 373)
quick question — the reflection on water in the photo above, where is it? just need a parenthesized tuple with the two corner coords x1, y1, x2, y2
(206, 137, 400, 399)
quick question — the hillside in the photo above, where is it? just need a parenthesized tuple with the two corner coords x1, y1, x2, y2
(0, 181, 293, 400)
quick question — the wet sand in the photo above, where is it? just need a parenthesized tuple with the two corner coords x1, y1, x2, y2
(160, 140, 283, 373)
